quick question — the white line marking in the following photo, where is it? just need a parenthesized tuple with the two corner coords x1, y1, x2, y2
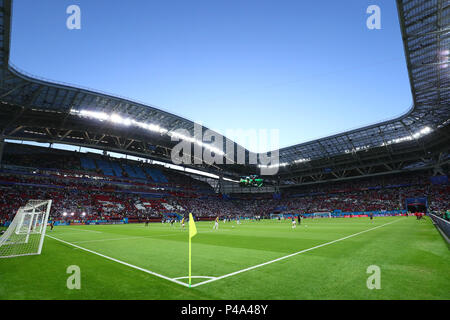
(47, 232, 95, 236)
(191, 218, 404, 288)
(46, 235, 189, 288)
(172, 276, 217, 280)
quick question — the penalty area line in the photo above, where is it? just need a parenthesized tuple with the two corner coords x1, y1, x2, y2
(46, 235, 190, 288)
(191, 218, 405, 288)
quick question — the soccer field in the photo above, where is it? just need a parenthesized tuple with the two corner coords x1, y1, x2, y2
(0, 216, 448, 300)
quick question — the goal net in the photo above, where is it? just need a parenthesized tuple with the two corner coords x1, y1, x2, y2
(0, 200, 52, 258)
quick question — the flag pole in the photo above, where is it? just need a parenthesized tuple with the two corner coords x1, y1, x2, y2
(189, 232, 192, 288)
(188, 212, 197, 288)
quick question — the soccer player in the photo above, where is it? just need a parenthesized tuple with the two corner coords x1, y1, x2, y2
(292, 217, 297, 229)
(369, 212, 374, 223)
(181, 217, 185, 230)
(50, 221, 54, 231)
(145, 218, 149, 227)
(170, 219, 175, 227)
(213, 217, 219, 230)
(297, 214, 301, 225)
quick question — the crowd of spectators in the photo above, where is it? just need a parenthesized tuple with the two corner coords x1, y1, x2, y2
(0, 167, 448, 225)
(0, 144, 448, 224)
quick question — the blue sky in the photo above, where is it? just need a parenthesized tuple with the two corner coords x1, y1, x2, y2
(10, 0, 412, 152)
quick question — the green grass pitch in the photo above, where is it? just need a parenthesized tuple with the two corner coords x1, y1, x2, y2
(0, 216, 448, 300)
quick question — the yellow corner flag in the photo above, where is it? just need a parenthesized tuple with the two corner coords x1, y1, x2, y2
(188, 213, 197, 287)
(189, 213, 197, 238)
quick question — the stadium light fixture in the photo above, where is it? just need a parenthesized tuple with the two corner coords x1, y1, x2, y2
(293, 158, 310, 164)
(71, 109, 168, 134)
(345, 145, 371, 154)
(78, 110, 109, 121)
(63, 212, 67, 216)
(110, 113, 132, 126)
(71, 109, 224, 155)
(223, 177, 240, 183)
(381, 126, 433, 146)
(258, 157, 310, 169)
(258, 162, 289, 169)
(169, 131, 225, 156)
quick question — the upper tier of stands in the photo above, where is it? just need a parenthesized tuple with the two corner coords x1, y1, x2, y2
(80, 155, 168, 183)
(2, 143, 209, 192)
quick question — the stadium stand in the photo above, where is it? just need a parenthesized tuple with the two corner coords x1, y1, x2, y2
(0, 142, 448, 227)
(80, 157, 97, 171)
(145, 168, 168, 183)
(132, 166, 147, 180)
(122, 164, 139, 179)
(96, 159, 115, 176)
(110, 161, 124, 177)
(0, 0, 447, 230)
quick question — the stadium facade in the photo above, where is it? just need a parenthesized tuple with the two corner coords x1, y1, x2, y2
(0, 0, 448, 192)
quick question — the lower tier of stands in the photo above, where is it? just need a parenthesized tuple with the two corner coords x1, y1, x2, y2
(0, 169, 448, 225)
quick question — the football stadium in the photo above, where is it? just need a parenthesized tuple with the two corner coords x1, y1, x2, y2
(0, 0, 449, 304)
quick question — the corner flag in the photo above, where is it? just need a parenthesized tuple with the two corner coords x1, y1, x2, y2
(189, 213, 197, 238)
(188, 213, 197, 287)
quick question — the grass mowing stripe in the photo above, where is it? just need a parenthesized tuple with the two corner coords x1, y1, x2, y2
(45, 234, 190, 288)
(191, 218, 404, 288)
(48, 218, 403, 289)
(65, 228, 103, 234)
(56, 225, 233, 245)
(71, 233, 184, 244)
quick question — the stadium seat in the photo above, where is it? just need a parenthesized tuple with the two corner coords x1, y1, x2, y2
(109, 162, 124, 177)
(80, 157, 97, 171)
(96, 160, 115, 176)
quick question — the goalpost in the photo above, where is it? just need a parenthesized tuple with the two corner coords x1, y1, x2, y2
(0, 200, 52, 258)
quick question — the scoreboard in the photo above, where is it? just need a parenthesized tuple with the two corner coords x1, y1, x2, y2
(239, 175, 264, 188)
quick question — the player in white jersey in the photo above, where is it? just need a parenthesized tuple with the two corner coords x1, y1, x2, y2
(292, 218, 297, 229)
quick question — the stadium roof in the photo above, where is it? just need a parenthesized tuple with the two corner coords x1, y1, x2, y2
(0, 0, 449, 183)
